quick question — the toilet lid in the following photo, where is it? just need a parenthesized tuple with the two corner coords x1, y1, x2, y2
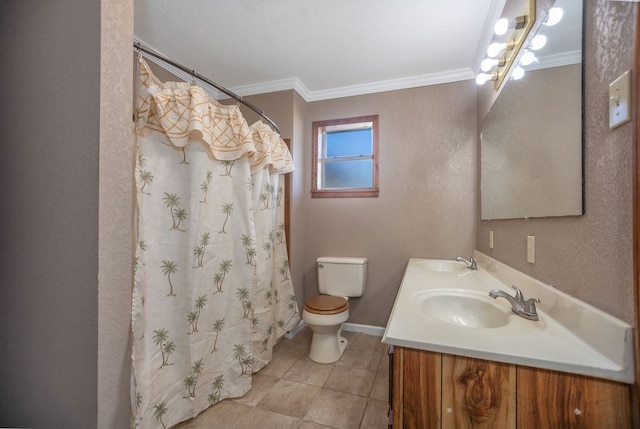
(304, 295, 349, 315)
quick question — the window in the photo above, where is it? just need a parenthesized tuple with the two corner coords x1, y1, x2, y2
(312, 115, 379, 198)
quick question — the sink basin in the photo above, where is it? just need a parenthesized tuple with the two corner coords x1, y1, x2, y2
(414, 290, 509, 329)
(415, 259, 468, 273)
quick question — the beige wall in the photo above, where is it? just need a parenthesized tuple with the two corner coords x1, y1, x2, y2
(477, 1, 637, 324)
(0, 1, 102, 427)
(244, 83, 478, 327)
(99, 0, 134, 427)
(301, 83, 478, 326)
(0, 1, 133, 427)
(290, 92, 311, 312)
(238, 90, 308, 311)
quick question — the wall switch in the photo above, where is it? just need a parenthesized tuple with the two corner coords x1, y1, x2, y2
(609, 70, 631, 129)
(489, 230, 494, 249)
(527, 236, 535, 264)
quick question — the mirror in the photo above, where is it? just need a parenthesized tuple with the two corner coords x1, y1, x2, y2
(480, 0, 583, 220)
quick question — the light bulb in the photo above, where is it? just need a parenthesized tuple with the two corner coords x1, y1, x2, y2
(476, 73, 493, 85)
(530, 34, 547, 51)
(487, 42, 506, 58)
(481, 58, 499, 72)
(494, 18, 509, 36)
(511, 66, 525, 80)
(519, 51, 537, 66)
(544, 7, 563, 26)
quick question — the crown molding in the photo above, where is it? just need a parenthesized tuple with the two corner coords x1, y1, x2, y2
(138, 41, 579, 105)
(228, 77, 312, 101)
(229, 68, 476, 102)
(524, 50, 582, 71)
(136, 39, 481, 103)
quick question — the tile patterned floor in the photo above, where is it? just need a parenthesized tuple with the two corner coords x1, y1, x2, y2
(174, 328, 390, 429)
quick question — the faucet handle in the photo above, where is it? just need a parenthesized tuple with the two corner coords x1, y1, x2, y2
(456, 256, 478, 270)
(469, 257, 478, 270)
(511, 285, 524, 303)
(523, 298, 540, 316)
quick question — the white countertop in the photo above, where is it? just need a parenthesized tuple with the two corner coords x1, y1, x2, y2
(382, 253, 635, 384)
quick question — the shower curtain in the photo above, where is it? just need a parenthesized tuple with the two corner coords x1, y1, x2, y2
(131, 59, 299, 429)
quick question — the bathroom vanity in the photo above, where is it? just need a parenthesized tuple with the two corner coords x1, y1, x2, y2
(390, 347, 630, 428)
(382, 254, 634, 428)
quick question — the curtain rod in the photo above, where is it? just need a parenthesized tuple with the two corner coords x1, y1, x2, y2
(133, 41, 281, 135)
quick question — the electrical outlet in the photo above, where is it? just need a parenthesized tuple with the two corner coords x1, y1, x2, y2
(489, 231, 494, 249)
(527, 236, 535, 264)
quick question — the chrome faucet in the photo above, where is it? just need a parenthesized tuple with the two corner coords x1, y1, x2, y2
(456, 256, 477, 270)
(489, 285, 540, 321)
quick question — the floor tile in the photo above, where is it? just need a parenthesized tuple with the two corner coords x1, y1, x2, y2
(369, 372, 389, 402)
(234, 406, 301, 429)
(377, 348, 390, 375)
(257, 378, 321, 418)
(233, 373, 280, 406)
(297, 421, 335, 429)
(258, 353, 298, 378)
(335, 346, 382, 372)
(274, 337, 311, 360)
(304, 388, 368, 429)
(174, 399, 251, 428)
(179, 331, 388, 429)
(360, 399, 389, 429)
(283, 358, 334, 386)
(340, 330, 356, 342)
(349, 333, 385, 353)
(323, 365, 375, 397)
(292, 326, 314, 344)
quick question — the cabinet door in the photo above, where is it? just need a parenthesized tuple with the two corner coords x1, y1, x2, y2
(441, 354, 516, 429)
(393, 347, 441, 429)
(517, 366, 632, 429)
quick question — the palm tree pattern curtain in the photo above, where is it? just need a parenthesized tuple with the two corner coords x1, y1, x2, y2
(131, 59, 299, 429)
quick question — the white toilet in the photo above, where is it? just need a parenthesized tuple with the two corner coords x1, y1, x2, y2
(303, 256, 368, 363)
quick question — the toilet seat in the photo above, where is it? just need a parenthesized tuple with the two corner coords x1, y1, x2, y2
(304, 295, 349, 315)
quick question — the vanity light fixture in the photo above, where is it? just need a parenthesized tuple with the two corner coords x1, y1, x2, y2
(487, 39, 516, 58)
(509, 7, 562, 83)
(481, 57, 506, 72)
(476, 72, 498, 85)
(494, 15, 527, 36)
(511, 66, 525, 80)
(529, 34, 547, 51)
(476, 0, 536, 90)
(518, 50, 537, 66)
(543, 7, 563, 26)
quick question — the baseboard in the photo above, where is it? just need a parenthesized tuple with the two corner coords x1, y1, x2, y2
(283, 319, 305, 339)
(342, 323, 385, 337)
(285, 320, 386, 339)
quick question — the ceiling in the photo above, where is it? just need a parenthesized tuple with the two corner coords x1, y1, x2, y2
(134, 0, 578, 102)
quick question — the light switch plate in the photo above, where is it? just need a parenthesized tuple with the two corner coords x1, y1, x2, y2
(489, 231, 494, 249)
(609, 70, 631, 129)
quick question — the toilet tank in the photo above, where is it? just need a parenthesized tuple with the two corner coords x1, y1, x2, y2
(317, 256, 368, 297)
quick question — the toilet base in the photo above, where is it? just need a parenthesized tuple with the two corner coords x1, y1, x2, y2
(302, 307, 350, 364)
(308, 330, 348, 364)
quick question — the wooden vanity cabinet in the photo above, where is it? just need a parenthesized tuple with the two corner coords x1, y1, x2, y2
(391, 347, 442, 428)
(516, 366, 632, 428)
(391, 346, 632, 429)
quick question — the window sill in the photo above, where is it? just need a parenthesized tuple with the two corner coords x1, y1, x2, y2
(311, 189, 379, 198)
